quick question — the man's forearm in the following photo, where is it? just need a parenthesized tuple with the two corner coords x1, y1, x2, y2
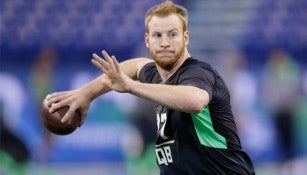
(128, 81, 209, 114)
(81, 74, 111, 101)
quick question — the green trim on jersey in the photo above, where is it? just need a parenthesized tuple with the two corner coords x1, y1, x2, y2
(191, 107, 227, 149)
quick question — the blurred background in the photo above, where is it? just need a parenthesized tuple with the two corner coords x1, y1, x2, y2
(0, 0, 306, 174)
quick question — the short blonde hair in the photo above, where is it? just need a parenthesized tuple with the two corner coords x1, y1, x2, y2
(145, 0, 188, 32)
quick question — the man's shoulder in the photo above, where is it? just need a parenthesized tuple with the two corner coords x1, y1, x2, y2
(141, 62, 157, 75)
(143, 61, 156, 69)
(183, 57, 214, 71)
(139, 62, 161, 83)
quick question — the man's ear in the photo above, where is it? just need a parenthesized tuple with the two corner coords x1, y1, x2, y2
(144, 33, 150, 48)
(184, 31, 189, 46)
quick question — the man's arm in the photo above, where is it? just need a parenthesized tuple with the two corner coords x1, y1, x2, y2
(46, 51, 152, 124)
(128, 82, 209, 114)
(92, 51, 209, 115)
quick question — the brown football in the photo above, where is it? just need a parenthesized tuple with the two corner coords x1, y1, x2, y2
(41, 100, 81, 135)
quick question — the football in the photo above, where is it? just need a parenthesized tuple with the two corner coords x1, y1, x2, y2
(41, 100, 81, 135)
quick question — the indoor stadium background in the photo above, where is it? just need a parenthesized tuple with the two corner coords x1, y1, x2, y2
(1, 0, 306, 175)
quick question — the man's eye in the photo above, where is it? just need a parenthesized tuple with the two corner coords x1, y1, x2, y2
(153, 33, 161, 38)
(169, 32, 177, 37)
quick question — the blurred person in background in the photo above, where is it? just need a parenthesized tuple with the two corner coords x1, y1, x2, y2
(30, 47, 57, 163)
(0, 102, 29, 175)
(0, 73, 26, 137)
(219, 50, 258, 125)
(46, 1, 255, 174)
(292, 70, 307, 175)
(218, 50, 276, 161)
(0, 74, 29, 175)
(262, 48, 301, 173)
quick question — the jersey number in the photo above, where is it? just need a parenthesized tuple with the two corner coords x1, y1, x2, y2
(156, 113, 168, 139)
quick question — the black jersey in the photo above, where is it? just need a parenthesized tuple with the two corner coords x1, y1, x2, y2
(138, 57, 255, 175)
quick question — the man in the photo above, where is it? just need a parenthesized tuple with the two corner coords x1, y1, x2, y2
(46, 1, 255, 174)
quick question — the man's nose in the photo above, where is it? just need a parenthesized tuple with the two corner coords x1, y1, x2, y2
(160, 36, 170, 48)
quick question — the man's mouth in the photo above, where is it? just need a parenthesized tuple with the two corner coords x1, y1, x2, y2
(156, 50, 174, 56)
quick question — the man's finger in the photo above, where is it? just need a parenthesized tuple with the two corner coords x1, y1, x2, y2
(91, 58, 103, 70)
(61, 107, 75, 123)
(101, 51, 115, 70)
(91, 59, 109, 74)
(92, 53, 111, 71)
(101, 50, 112, 61)
(111, 55, 120, 72)
(49, 98, 71, 113)
(107, 55, 116, 71)
(46, 92, 70, 107)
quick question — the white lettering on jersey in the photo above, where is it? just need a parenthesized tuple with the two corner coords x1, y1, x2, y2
(156, 146, 173, 165)
(155, 140, 174, 166)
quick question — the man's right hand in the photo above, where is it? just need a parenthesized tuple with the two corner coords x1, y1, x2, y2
(46, 88, 91, 127)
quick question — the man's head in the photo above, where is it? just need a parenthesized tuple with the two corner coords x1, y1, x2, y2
(144, 1, 190, 71)
(145, 1, 188, 33)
